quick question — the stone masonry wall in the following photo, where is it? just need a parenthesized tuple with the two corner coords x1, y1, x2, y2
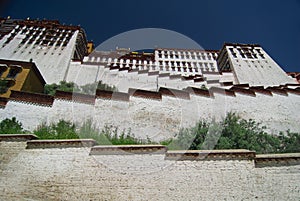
(0, 137, 299, 201)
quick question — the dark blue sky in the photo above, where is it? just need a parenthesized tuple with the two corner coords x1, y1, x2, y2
(1, 0, 300, 72)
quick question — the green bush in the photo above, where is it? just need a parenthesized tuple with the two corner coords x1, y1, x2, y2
(78, 120, 151, 145)
(34, 120, 79, 139)
(1, 115, 299, 154)
(44, 81, 117, 96)
(278, 130, 300, 153)
(78, 81, 117, 94)
(34, 119, 151, 145)
(44, 81, 75, 96)
(163, 113, 298, 154)
(0, 117, 24, 134)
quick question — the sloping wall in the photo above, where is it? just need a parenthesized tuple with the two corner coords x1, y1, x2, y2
(0, 86, 299, 141)
(0, 136, 299, 201)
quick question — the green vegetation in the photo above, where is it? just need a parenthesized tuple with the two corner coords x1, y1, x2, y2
(0, 79, 9, 94)
(44, 81, 117, 96)
(77, 120, 149, 145)
(162, 113, 300, 154)
(34, 120, 79, 140)
(0, 114, 299, 154)
(33, 119, 150, 145)
(44, 81, 74, 96)
(0, 117, 25, 134)
(79, 81, 117, 94)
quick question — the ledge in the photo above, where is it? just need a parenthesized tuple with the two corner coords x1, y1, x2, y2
(202, 71, 221, 75)
(159, 87, 190, 100)
(119, 67, 130, 71)
(234, 83, 250, 88)
(185, 87, 212, 98)
(165, 149, 255, 160)
(169, 74, 182, 80)
(0, 134, 38, 141)
(26, 139, 96, 149)
(55, 90, 95, 105)
(90, 145, 167, 155)
(209, 87, 236, 97)
(10, 90, 54, 106)
(148, 71, 159, 76)
(128, 68, 139, 73)
(158, 73, 170, 77)
(249, 87, 273, 96)
(181, 76, 195, 81)
(96, 90, 129, 102)
(220, 81, 233, 86)
(206, 80, 220, 84)
(194, 77, 205, 82)
(129, 88, 162, 100)
(230, 87, 256, 97)
(255, 153, 300, 167)
(137, 69, 149, 74)
(266, 87, 288, 96)
(0, 97, 8, 107)
(284, 88, 300, 96)
(109, 66, 120, 70)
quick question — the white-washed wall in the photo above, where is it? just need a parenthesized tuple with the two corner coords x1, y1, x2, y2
(0, 30, 79, 84)
(0, 142, 299, 200)
(0, 89, 299, 140)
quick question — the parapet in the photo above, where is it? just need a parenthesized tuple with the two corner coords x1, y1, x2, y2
(90, 145, 167, 155)
(165, 149, 256, 160)
(55, 90, 95, 105)
(26, 139, 96, 149)
(1, 137, 299, 168)
(255, 153, 300, 167)
(10, 90, 54, 106)
(129, 88, 162, 100)
(0, 134, 38, 141)
(1, 83, 300, 110)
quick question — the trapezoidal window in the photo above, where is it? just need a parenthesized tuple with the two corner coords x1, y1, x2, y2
(7, 65, 22, 79)
(0, 64, 8, 77)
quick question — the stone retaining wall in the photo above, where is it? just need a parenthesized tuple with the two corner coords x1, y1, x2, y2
(0, 135, 300, 200)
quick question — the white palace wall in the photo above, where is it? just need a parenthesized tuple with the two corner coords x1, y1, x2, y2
(0, 138, 299, 201)
(0, 88, 299, 141)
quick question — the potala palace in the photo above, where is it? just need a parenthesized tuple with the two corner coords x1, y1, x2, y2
(0, 17, 299, 140)
(1, 17, 300, 201)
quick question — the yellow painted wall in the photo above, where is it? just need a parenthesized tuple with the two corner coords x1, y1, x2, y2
(87, 42, 94, 54)
(21, 70, 44, 93)
(0, 67, 44, 98)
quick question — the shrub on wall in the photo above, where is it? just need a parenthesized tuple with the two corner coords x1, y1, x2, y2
(34, 120, 79, 140)
(0, 117, 24, 134)
(1, 115, 299, 154)
(278, 130, 300, 153)
(44, 81, 117, 96)
(44, 81, 75, 96)
(33, 119, 150, 145)
(78, 120, 151, 145)
(163, 113, 299, 154)
(78, 81, 117, 94)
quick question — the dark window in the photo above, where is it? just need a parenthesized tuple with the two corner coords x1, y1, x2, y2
(0, 65, 8, 77)
(7, 68, 21, 79)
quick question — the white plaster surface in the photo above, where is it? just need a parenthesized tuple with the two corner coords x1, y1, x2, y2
(0, 89, 299, 141)
(0, 142, 299, 200)
(0, 30, 79, 84)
